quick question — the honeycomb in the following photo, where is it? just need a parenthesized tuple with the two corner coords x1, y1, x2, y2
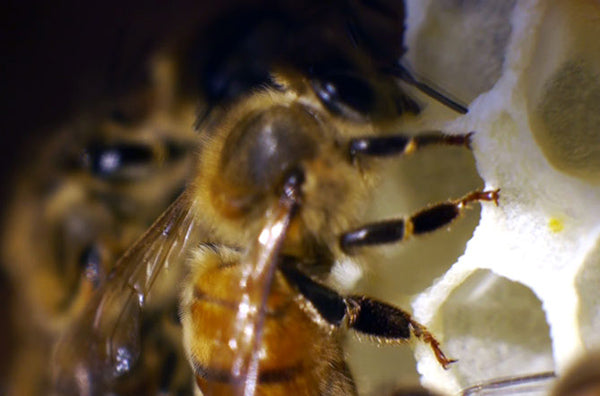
(402, 0, 600, 393)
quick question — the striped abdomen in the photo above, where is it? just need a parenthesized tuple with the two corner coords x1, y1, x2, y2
(181, 247, 356, 396)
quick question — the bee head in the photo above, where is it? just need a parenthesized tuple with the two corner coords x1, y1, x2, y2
(194, 87, 369, 249)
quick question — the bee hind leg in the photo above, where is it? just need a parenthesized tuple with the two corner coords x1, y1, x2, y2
(344, 295, 457, 370)
(279, 258, 455, 369)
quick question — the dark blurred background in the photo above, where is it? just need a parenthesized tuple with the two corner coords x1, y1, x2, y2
(0, 1, 226, 194)
(4, 1, 197, 196)
(0, 0, 239, 385)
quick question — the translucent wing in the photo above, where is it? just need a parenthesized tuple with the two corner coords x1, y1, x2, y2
(201, 186, 300, 396)
(461, 372, 557, 396)
(52, 192, 204, 395)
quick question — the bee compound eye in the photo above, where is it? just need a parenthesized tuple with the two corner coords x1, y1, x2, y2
(311, 72, 376, 119)
(221, 106, 318, 191)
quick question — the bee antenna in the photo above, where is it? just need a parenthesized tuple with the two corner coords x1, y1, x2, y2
(390, 64, 469, 114)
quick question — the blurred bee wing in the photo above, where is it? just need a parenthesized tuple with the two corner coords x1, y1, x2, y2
(461, 372, 556, 396)
(52, 192, 204, 395)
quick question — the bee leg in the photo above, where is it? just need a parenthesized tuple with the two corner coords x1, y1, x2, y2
(279, 259, 455, 369)
(343, 296, 457, 369)
(348, 132, 473, 160)
(280, 257, 348, 327)
(340, 189, 499, 252)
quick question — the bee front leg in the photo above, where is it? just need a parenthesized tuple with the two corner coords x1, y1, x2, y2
(348, 132, 473, 160)
(279, 259, 455, 369)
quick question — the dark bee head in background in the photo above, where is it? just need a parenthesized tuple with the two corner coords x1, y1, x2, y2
(188, 0, 422, 124)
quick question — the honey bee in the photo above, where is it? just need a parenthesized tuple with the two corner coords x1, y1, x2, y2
(50, 1, 499, 395)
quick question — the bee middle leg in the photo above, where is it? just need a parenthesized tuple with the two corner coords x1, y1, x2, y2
(279, 259, 456, 369)
(340, 189, 499, 252)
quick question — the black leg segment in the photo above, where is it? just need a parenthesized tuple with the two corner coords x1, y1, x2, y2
(412, 203, 459, 235)
(348, 132, 472, 158)
(345, 295, 456, 369)
(280, 258, 456, 369)
(344, 296, 411, 339)
(279, 257, 347, 326)
(340, 219, 405, 251)
(341, 189, 499, 252)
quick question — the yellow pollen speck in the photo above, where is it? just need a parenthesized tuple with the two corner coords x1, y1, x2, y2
(548, 217, 564, 233)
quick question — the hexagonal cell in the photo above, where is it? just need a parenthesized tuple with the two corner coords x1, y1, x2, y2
(526, 0, 600, 184)
(439, 269, 554, 389)
(531, 59, 600, 184)
(576, 237, 600, 350)
(407, 0, 516, 104)
(409, 0, 600, 392)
